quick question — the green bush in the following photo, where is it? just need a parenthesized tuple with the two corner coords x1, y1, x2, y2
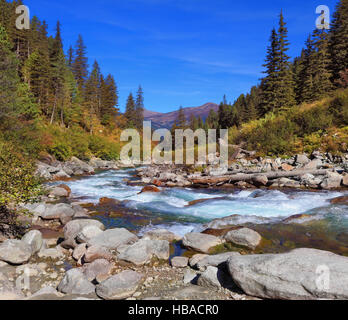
(48, 142, 72, 161)
(88, 135, 120, 160)
(0, 141, 42, 207)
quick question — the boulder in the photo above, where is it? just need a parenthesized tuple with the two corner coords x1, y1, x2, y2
(142, 229, 181, 242)
(96, 270, 144, 300)
(0, 240, 32, 265)
(281, 163, 294, 172)
(63, 219, 105, 247)
(195, 252, 241, 271)
(295, 154, 310, 165)
(182, 233, 223, 254)
(82, 259, 113, 282)
(224, 228, 261, 250)
(63, 157, 94, 176)
(303, 159, 323, 170)
(227, 248, 348, 300)
(321, 172, 343, 190)
(58, 268, 96, 295)
(171, 256, 189, 268)
(28, 286, 63, 300)
(72, 243, 88, 262)
(252, 175, 268, 187)
(139, 185, 161, 193)
(83, 245, 113, 263)
(197, 266, 235, 291)
(342, 173, 348, 187)
(21, 230, 43, 254)
(40, 203, 75, 220)
(88, 228, 138, 250)
(189, 254, 209, 268)
(76, 225, 104, 244)
(48, 186, 70, 198)
(118, 239, 169, 266)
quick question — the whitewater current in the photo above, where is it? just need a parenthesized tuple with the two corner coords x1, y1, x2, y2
(52, 169, 348, 237)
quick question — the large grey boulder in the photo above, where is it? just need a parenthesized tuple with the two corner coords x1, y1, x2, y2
(63, 157, 94, 176)
(48, 186, 70, 198)
(295, 154, 310, 165)
(321, 172, 343, 190)
(0, 240, 32, 265)
(58, 268, 95, 295)
(40, 203, 75, 220)
(227, 248, 348, 300)
(197, 266, 235, 291)
(82, 259, 113, 282)
(182, 233, 223, 254)
(96, 270, 144, 300)
(224, 228, 262, 250)
(63, 219, 105, 248)
(22, 230, 43, 254)
(171, 256, 189, 268)
(83, 245, 113, 263)
(88, 228, 138, 250)
(117, 239, 169, 266)
(76, 225, 104, 244)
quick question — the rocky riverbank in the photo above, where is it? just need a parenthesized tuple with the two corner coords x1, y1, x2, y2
(136, 151, 348, 190)
(0, 153, 347, 300)
(0, 179, 345, 300)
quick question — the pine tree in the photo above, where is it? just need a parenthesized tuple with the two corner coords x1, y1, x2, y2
(0, 24, 19, 122)
(72, 34, 88, 92)
(275, 11, 296, 111)
(100, 74, 118, 126)
(329, 0, 348, 83)
(206, 109, 218, 129)
(176, 106, 187, 129)
(135, 86, 144, 130)
(125, 93, 136, 128)
(85, 60, 101, 132)
(311, 29, 333, 99)
(260, 28, 279, 114)
(67, 45, 74, 68)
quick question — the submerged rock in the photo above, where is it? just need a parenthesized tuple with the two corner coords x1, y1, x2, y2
(139, 185, 161, 193)
(228, 248, 348, 300)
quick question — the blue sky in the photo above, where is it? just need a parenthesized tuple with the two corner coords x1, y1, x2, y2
(25, 0, 338, 113)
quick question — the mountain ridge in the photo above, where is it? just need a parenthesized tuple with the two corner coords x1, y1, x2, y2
(143, 102, 219, 129)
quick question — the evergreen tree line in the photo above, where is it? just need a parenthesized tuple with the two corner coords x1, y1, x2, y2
(201, 0, 348, 131)
(0, 0, 125, 133)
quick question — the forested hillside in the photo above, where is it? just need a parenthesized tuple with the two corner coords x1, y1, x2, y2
(180, 2, 348, 156)
(0, 0, 146, 163)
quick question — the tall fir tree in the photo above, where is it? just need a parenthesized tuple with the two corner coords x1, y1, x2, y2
(72, 34, 88, 92)
(135, 86, 144, 130)
(329, 0, 348, 83)
(125, 93, 136, 128)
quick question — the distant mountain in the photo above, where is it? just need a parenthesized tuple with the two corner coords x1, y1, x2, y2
(144, 103, 219, 129)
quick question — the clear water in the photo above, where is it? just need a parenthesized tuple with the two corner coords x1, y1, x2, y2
(52, 169, 348, 237)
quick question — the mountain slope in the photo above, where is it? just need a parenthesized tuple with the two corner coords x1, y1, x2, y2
(144, 103, 219, 129)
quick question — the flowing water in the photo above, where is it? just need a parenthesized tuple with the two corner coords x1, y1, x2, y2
(52, 169, 348, 243)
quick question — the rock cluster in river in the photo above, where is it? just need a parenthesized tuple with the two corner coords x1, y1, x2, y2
(136, 150, 348, 190)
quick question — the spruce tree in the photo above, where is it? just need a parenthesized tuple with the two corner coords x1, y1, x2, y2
(125, 93, 136, 128)
(72, 34, 88, 92)
(329, 0, 348, 83)
(260, 28, 279, 114)
(275, 11, 296, 111)
(176, 106, 187, 129)
(135, 86, 144, 130)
